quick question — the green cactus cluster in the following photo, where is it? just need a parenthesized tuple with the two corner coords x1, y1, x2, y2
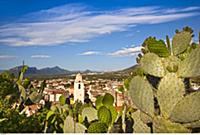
(130, 27, 200, 133)
(16, 65, 45, 106)
(45, 93, 118, 133)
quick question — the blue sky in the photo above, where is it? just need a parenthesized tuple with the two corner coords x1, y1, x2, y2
(0, 0, 200, 71)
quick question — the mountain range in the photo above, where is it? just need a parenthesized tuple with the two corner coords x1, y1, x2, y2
(1, 65, 95, 77)
(0, 65, 137, 79)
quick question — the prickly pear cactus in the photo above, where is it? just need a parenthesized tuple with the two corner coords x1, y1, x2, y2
(153, 116, 190, 133)
(157, 73, 185, 118)
(140, 53, 165, 77)
(129, 27, 200, 133)
(102, 93, 114, 107)
(162, 56, 180, 73)
(170, 92, 200, 123)
(82, 107, 98, 122)
(145, 37, 170, 57)
(178, 46, 200, 78)
(63, 116, 86, 133)
(108, 106, 118, 124)
(98, 106, 112, 125)
(131, 110, 151, 133)
(172, 31, 192, 55)
(95, 96, 104, 110)
(59, 95, 66, 105)
(28, 91, 43, 103)
(129, 76, 154, 116)
(87, 121, 108, 133)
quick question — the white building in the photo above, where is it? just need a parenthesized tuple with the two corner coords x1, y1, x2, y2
(74, 73, 85, 103)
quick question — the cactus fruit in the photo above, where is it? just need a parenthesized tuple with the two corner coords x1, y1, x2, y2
(162, 56, 180, 73)
(98, 106, 112, 125)
(170, 92, 200, 123)
(129, 76, 154, 116)
(132, 110, 151, 133)
(140, 53, 165, 77)
(172, 31, 192, 55)
(157, 73, 185, 118)
(87, 121, 108, 133)
(102, 93, 114, 107)
(178, 46, 200, 78)
(82, 107, 98, 122)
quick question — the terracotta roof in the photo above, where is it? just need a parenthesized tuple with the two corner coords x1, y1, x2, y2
(45, 89, 66, 94)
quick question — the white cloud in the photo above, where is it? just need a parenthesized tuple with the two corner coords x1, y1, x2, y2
(0, 55, 17, 59)
(31, 55, 51, 58)
(108, 46, 142, 57)
(78, 51, 101, 56)
(0, 5, 199, 46)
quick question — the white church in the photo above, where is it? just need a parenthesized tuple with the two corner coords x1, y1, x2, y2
(74, 73, 85, 103)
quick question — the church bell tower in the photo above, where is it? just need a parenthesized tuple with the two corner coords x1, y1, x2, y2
(74, 73, 85, 103)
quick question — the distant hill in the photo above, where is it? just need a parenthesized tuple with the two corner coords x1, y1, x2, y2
(1, 64, 138, 80)
(3, 65, 100, 79)
(113, 64, 139, 76)
(7, 65, 72, 78)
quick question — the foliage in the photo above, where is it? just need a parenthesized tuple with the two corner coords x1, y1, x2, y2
(130, 27, 200, 133)
(0, 26, 199, 133)
(0, 71, 18, 103)
(0, 66, 48, 133)
(0, 99, 48, 133)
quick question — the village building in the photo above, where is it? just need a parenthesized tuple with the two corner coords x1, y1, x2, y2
(74, 73, 85, 103)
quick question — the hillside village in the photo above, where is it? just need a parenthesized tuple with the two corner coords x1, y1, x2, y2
(24, 73, 133, 116)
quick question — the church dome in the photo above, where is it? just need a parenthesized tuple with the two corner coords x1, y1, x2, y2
(75, 73, 83, 82)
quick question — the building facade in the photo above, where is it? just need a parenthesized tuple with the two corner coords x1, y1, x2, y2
(74, 73, 85, 103)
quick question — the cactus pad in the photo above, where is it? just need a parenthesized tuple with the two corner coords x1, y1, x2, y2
(172, 31, 192, 55)
(170, 92, 200, 123)
(87, 121, 108, 133)
(146, 38, 170, 57)
(140, 53, 165, 77)
(178, 46, 200, 78)
(59, 95, 66, 105)
(157, 73, 185, 118)
(162, 56, 180, 73)
(108, 106, 118, 124)
(153, 116, 190, 133)
(82, 107, 98, 122)
(102, 93, 114, 107)
(63, 116, 86, 133)
(184, 120, 200, 128)
(95, 96, 104, 110)
(29, 91, 43, 103)
(132, 110, 151, 133)
(98, 106, 112, 125)
(129, 76, 154, 116)
(18, 84, 26, 101)
(140, 111, 152, 124)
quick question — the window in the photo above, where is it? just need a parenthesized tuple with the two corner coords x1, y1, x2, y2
(78, 84, 81, 89)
